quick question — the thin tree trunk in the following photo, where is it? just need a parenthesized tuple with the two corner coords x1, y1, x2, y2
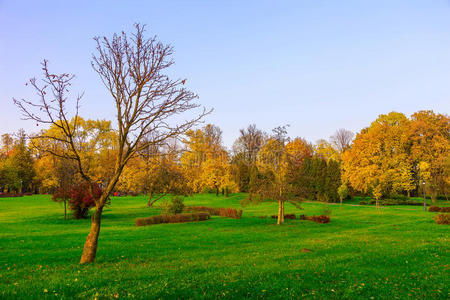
(149, 193, 167, 207)
(277, 199, 282, 225)
(281, 201, 285, 223)
(216, 187, 219, 197)
(80, 206, 103, 264)
(225, 187, 229, 197)
(147, 191, 153, 206)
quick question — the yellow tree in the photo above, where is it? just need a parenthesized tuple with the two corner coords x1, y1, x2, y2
(410, 111, 450, 202)
(341, 112, 414, 203)
(254, 126, 303, 225)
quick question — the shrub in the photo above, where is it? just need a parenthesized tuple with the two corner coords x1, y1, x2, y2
(135, 212, 210, 226)
(284, 214, 296, 220)
(434, 213, 450, 225)
(271, 214, 296, 220)
(218, 207, 243, 219)
(187, 206, 242, 219)
(167, 196, 185, 215)
(428, 206, 450, 213)
(311, 215, 331, 224)
(428, 206, 441, 212)
(187, 206, 220, 215)
(68, 183, 102, 219)
(299, 214, 307, 220)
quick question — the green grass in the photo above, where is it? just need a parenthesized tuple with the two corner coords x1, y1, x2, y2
(0, 193, 449, 299)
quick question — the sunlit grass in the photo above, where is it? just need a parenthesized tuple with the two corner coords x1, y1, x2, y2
(0, 194, 448, 299)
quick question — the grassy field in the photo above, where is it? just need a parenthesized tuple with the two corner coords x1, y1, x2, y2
(0, 193, 449, 299)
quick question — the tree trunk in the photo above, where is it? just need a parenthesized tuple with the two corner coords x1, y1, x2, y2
(407, 190, 410, 198)
(64, 199, 67, 220)
(277, 199, 282, 225)
(149, 193, 167, 207)
(80, 206, 103, 264)
(216, 187, 219, 197)
(147, 191, 153, 207)
(225, 187, 229, 197)
(281, 201, 285, 223)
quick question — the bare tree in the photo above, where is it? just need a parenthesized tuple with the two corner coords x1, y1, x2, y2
(233, 124, 266, 165)
(330, 128, 354, 153)
(14, 24, 210, 264)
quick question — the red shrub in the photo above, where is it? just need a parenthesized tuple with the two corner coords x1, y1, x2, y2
(271, 214, 296, 219)
(310, 215, 331, 224)
(135, 212, 210, 226)
(428, 206, 441, 212)
(187, 206, 220, 215)
(67, 183, 103, 219)
(218, 208, 243, 219)
(187, 206, 242, 219)
(429, 206, 450, 213)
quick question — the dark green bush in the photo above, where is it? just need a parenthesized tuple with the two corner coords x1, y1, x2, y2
(167, 196, 185, 215)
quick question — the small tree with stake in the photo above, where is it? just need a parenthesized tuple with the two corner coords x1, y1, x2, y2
(14, 24, 210, 264)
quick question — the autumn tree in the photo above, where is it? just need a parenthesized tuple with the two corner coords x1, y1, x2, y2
(410, 111, 449, 202)
(341, 112, 415, 204)
(253, 126, 302, 225)
(14, 24, 209, 264)
(181, 124, 231, 195)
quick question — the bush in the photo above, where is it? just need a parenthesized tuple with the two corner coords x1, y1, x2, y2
(270, 214, 296, 220)
(187, 206, 220, 215)
(434, 213, 450, 225)
(298, 214, 330, 223)
(67, 183, 103, 219)
(428, 206, 450, 213)
(428, 206, 441, 212)
(135, 212, 210, 226)
(166, 196, 185, 215)
(218, 207, 243, 219)
(187, 206, 242, 219)
(311, 215, 331, 224)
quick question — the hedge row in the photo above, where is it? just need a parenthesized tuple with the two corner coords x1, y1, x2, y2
(187, 206, 243, 219)
(429, 206, 450, 213)
(299, 214, 331, 223)
(135, 212, 210, 227)
(359, 199, 426, 206)
(270, 214, 296, 220)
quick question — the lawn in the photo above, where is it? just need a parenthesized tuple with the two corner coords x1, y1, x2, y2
(0, 193, 449, 299)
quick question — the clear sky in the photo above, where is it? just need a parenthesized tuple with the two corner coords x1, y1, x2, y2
(1, 0, 449, 148)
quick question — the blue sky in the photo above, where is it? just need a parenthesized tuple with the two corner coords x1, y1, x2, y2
(1, 0, 449, 148)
